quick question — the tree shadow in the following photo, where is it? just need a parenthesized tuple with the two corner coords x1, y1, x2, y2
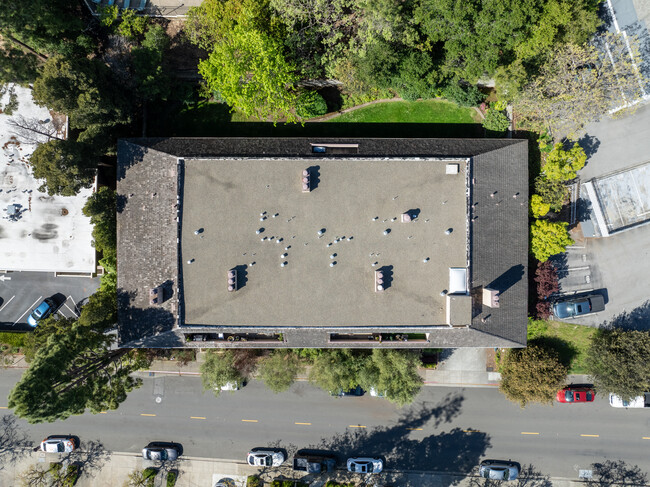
(62, 439, 110, 480)
(577, 133, 601, 160)
(529, 336, 578, 369)
(0, 415, 31, 470)
(585, 459, 649, 486)
(602, 300, 650, 331)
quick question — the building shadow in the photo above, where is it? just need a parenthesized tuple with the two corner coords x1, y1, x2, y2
(487, 264, 525, 294)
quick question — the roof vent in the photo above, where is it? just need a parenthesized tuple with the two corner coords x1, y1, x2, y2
(483, 287, 500, 308)
(375, 270, 385, 292)
(227, 269, 238, 292)
(302, 169, 311, 192)
(149, 286, 163, 306)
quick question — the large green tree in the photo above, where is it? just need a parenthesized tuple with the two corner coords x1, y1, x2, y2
(29, 139, 96, 196)
(530, 219, 573, 262)
(258, 350, 304, 393)
(358, 349, 423, 406)
(8, 289, 147, 423)
(516, 33, 648, 137)
(131, 24, 171, 103)
(200, 350, 246, 395)
(543, 142, 587, 182)
(586, 329, 650, 401)
(33, 55, 132, 129)
(309, 349, 365, 393)
(499, 344, 567, 407)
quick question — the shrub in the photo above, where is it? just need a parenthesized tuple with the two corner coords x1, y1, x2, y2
(166, 471, 178, 487)
(492, 100, 507, 111)
(247, 475, 262, 487)
(296, 91, 328, 119)
(543, 142, 587, 181)
(530, 194, 550, 218)
(536, 301, 552, 320)
(530, 219, 573, 262)
(482, 108, 509, 134)
(392, 51, 435, 101)
(63, 464, 79, 487)
(535, 261, 559, 300)
(535, 176, 567, 212)
(442, 82, 485, 107)
(537, 132, 553, 153)
(0, 332, 27, 348)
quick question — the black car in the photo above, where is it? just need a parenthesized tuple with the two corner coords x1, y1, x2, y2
(331, 385, 364, 397)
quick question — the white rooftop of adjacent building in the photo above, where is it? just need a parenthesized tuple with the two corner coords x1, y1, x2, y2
(0, 85, 95, 273)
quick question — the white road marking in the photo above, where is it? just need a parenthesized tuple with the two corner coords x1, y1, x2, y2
(13, 296, 42, 326)
(63, 302, 78, 317)
(0, 295, 15, 313)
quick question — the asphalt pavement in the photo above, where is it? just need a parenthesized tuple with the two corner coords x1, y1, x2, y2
(1, 368, 649, 483)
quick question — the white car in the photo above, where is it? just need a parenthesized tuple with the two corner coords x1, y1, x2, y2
(347, 457, 383, 474)
(40, 436, 77, 453)
(369, 387, 386, 398)
(479, 460, 519, 480)
(221, 382, 240, 391)
(247, 450, 285, 467)
(608, 393, 648, 408)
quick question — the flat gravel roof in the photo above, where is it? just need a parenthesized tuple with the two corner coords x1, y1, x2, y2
(181, 157, 468, 327)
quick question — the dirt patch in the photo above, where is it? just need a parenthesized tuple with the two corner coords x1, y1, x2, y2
(486, 348, 498, 372)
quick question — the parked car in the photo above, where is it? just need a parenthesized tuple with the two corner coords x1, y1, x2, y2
(27, 298, 56, 327)
(369, 387, 386, 398)
(247, 450, 285, 467)
(347, 457, 383, 474)
(479, 460, 519, 481)
(220, 381, 241, 391)
(556, 386, 595, 403)
(552, 295, 605, 319)
(331, 386, 364, 397)
(609, 392, 650, 408)
(142, 442, 181, 461)
(40, 435, 77, 453)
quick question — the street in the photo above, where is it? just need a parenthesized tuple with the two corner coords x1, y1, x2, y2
(1, 370, 649, 479)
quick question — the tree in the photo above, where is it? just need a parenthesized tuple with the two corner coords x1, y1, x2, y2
(117, 9, 148, 40)
(482, 109, 510, 135)
(296, 91, 328, 119)
(534, 261, 559, 300)
(200, 350, 245, 395)
(33, 55, 132, 129)
(29, 139, 96, 196)
(258, 350, 304, 393)
(535, 175, 567, 212)
(358, 349, 423, 406)
(499, 344, 567, 407)
(586, 329, 650, 401)
(198, 25, 300, 123)
(309, 349, 365, 393)
(132, 24, 171, 102)
(83, 187, 117, 258)
(8, 115, 64, 144)
(530, 219, 573, 262)
(530, 194, 550, 218)
(0, 42, 39, 85)
(543, 142, 587, 181)
(31, 139, 90, 186)
(516, 33, 648, 137)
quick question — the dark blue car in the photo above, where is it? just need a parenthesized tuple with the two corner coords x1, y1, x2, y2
(552, 295, 605, 319)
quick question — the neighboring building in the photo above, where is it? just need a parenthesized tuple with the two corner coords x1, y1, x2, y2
(117, 138, 528, 349)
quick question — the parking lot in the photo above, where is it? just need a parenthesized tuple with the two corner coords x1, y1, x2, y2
(0, 271, 100, 331)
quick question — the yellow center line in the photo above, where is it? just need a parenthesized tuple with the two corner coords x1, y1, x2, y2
(99, 412, 107, 414)
(295, 422, 312, 425)
(349, 425, 366, 428)
(521, 432, 539, 435)
(0, 406, 8, 409)
(191, 416, 206, 420)
(580, 434, 599, 437)
(463, 429, 480, 433)
(407, 428, 423, 431)
(242, 419, 258, 423)
(643, 437, 650, 440)
(140, 413, 156, 417)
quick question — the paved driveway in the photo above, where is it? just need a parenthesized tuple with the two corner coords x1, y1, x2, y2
(557, 104, 650, 326)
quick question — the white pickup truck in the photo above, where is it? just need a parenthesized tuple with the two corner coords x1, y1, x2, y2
(609, 393, 650, 408)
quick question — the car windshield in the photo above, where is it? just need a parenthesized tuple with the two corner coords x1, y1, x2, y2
(57, 442, 64, 452)
(586, 392, 593, 401)
(565, 390, 574, 402)
(359, 463, 370, 472)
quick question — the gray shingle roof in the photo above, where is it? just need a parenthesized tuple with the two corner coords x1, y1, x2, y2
(117, 137, 528, 348)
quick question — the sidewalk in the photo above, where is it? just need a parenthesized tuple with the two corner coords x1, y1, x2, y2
(0, 449, 593, 487)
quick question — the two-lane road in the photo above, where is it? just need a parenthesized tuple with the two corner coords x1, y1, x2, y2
(1, 370, 648, 478)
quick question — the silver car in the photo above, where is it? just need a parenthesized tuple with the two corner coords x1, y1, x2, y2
(479, 460, 519, 480)
(347, 457, 384, 474)
(247, 450, 285, 467)
(142, 442, 180, 461)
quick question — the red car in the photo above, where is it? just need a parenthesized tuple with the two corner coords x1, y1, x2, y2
(556, 386, 595, 403)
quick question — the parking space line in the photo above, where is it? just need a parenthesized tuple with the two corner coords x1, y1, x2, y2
(0, 295, 15, 313)
(63, 302, 78, 317)
(14, 296, 42, 326)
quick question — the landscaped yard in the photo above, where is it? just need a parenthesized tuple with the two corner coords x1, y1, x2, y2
(329, 99, 481, 124)
(528, 319, 596, 374)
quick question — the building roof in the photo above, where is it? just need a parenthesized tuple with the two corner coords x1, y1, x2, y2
(117, 138, 528, 348)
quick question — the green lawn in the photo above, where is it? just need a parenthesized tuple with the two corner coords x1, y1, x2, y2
(329, 99, 480, 124)
(528, 319, 596, 374)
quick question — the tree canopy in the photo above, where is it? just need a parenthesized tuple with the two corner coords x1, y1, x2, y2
(358, 349, 423, 406)
(200, 350, 245, 395)
(586, 329, 650, 401)
(83, 187, 117, 257)
(530, 219, 573, 262)
(29, 139, 97, 196)
(499, 344, 568, 407)
(543, 142, 587, 181)
(258, 350, 304, 393)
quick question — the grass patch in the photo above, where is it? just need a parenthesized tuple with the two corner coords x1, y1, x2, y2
(329, 99, 480, 124)
(528, 319, 596, 374)
(0, 332, 27, 348)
